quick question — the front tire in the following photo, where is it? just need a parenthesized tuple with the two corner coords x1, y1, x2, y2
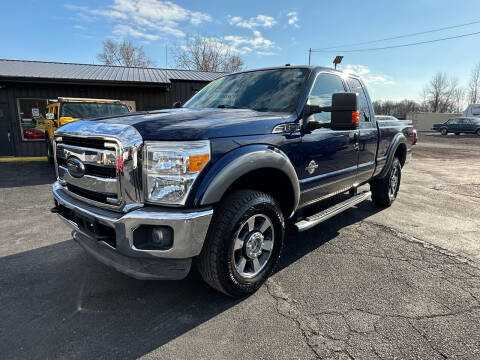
(440, 128, 448, 136)
(196, 189, 284, 297)
(370, 157, 402, 207)
(476, 129, 480, 137)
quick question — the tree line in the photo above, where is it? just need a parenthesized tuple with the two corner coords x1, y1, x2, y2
(374, 63, 480, 119)
(96, 35, 244, 73)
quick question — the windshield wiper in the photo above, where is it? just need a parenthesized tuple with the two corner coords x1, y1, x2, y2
(217, 104, 247, 109)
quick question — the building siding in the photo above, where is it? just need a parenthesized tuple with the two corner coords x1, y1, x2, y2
(0, 79, 209, 157)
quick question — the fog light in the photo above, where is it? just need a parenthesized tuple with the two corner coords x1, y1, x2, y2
(133, 225, 173, 250)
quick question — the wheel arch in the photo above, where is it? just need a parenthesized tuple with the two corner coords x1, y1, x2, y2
(375, 133, 408, 179)
(195, 145, 300, 219)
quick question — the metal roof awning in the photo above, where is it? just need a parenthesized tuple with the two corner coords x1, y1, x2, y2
(0, 59, 225, 85)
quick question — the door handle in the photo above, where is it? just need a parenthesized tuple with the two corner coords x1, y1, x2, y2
(7, 131, 11, 143)
(353, 133, 359, 151)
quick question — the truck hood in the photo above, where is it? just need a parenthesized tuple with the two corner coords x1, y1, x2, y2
(75, 108, 293, 140)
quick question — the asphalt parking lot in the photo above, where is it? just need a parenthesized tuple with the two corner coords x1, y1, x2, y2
(1, 133, 479, 359)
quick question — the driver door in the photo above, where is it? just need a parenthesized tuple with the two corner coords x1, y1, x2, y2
(299, 72, 359, 206)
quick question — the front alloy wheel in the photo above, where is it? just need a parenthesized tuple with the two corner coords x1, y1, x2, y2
(232, 214, 274, 278)
(197, 189, 284, 297)
(441, 128, 448, 135)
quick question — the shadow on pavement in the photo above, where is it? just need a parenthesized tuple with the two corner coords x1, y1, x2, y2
(0, 197, 383, 359)
(0, 162, 56, 189)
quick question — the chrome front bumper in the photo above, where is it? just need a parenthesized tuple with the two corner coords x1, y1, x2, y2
(52, 181, 213, 280)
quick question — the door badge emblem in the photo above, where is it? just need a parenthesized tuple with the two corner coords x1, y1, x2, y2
(306, 160, 318, 174)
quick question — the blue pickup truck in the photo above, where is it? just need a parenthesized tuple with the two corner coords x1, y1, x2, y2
(51, 66, 415, 296)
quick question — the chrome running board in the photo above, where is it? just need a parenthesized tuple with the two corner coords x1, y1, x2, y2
(295, 191, 371, 232)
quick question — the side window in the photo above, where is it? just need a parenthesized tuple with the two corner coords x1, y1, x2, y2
(450, 118, 459, 125)
(308, 73, 346, 123)
(346, 78, 371, 122)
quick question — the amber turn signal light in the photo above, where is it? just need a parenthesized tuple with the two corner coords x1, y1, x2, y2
(351, 111, 360, 124)
(189, 154, 210, 172)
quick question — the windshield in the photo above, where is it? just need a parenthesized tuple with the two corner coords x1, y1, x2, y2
(61, 102, 129, 118)
(184, 68, 310, 112)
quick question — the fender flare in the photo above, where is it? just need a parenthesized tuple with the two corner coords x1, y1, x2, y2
(375, 133, 408, 179)
(195, 144, 300, 217)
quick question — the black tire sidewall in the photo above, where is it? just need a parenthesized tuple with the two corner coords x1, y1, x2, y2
(441, 128, 447, 135)
(201, 190, 285, 296)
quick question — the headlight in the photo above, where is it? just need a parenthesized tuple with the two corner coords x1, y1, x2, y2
(145, 140, 210, 205)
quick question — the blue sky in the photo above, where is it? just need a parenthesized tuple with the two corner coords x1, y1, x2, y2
(2, 0, 480, 101)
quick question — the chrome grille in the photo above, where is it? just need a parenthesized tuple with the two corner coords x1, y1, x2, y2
(54, 127, 144, 213)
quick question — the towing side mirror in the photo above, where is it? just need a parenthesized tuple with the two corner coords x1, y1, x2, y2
(302, 92, 359, 132)
(330, 93, 359, 131)
(172, 101, 182, 108)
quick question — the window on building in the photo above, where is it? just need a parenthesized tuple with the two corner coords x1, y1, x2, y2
(17, 98, 48, 141)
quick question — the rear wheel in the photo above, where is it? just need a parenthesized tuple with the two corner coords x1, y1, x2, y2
(196, 189, 284, 297)
(370, 157, 401, 207)
(440, 128, 448, 136)
(476, 129, 480, 136)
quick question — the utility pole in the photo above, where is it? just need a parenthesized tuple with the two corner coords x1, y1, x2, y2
(308, 48, 311, 66)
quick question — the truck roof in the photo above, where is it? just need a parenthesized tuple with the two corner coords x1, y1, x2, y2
(227, 65, 360, 79)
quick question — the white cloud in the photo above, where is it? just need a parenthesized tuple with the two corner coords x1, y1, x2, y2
(343, 64, 395, 85)
(73, 24, 86, 30)
(286, 12, 299, 28)
(224, 30, 274, 54)
(229, 14, 276, 29)
(113, 24, 160, 40)
(256, 51, 278, 56)
(65, 0, 211, 40)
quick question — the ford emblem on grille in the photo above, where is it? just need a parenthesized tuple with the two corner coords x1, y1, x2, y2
(66, 157, 86, 178)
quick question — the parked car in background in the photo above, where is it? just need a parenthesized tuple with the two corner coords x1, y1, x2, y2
(44, 97, 130, 162)
(376, 115, 399, 121)
(463, 104, 480, 118)
(432, 117, 480, 136)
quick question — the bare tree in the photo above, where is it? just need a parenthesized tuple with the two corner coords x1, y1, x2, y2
(173, 34, 244, 73)
(97, 40, 155, 67)
(467, 62, 480, 104)
(422, 72, 464, 113)
(373, 99, 422, 119)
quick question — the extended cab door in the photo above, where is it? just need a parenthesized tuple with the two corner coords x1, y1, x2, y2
(345, 77, 378, 184)
(298, 72, 359, 206)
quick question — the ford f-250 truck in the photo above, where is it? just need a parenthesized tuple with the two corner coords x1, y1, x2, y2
(51, 66, 415, 297)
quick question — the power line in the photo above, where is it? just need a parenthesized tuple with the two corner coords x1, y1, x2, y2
(314, 19, 480, 50)
(311, 30, 480, 53)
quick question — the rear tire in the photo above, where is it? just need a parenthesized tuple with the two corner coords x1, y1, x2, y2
(370, 157, 401, 207)
(476, 129, 480, 136)
(440, 128, 448, 136)
(45, 135, 54, 164)
(196, 189, 284, 297)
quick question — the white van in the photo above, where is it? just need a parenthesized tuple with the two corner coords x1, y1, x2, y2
(463, 104, 480, 118)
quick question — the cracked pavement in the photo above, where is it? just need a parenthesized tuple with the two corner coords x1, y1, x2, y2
(1, 133, 479, 359)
